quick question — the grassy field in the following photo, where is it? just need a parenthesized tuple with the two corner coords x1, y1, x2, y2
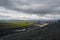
(0, 22, 32, 30)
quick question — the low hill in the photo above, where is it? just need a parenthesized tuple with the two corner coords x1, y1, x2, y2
(0, 22, 60, 40)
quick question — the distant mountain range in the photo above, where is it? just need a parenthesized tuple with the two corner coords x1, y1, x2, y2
(0, 20, 59, 24)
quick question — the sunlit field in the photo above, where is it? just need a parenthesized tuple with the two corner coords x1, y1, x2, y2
(0, 22, 31, 30)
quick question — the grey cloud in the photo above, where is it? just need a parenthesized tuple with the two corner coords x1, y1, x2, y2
(0, 0, 60, 14)
(0, 15, 9, 20)
(0, 0, 13, 8)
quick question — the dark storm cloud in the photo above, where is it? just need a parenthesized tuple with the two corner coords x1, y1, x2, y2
(0, 0, 60, 14)
(0, 0, 60, 20)
(0, 0, 13, 9)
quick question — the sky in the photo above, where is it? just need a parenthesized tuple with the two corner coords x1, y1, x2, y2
(0, 0, 60, 20)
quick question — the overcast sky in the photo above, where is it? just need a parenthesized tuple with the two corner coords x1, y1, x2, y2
(0, 0, 60, 20)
